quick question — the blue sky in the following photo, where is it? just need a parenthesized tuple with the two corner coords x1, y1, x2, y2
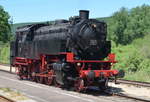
(0, 0, 150, 23)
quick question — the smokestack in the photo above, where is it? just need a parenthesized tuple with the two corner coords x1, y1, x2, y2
(79, 10, 89, 20)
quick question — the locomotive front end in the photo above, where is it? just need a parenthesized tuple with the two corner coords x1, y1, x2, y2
(66, 10, 123, 91)
(68, 10, 111, 60)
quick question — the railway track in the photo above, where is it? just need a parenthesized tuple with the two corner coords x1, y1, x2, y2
(84, 88, 150, 102)
(0, 95, 14, 102)
(108, 79, 150, 102)
(104, 89, 150, 102)
(116, 79, 150, 87)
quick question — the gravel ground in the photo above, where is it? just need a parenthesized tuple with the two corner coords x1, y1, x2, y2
(108, 81, 150, 100)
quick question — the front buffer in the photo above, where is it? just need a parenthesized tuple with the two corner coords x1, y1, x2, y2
(66, 53, 124, 92)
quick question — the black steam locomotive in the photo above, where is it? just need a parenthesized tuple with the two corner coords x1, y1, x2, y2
(10, 10, 122, 91)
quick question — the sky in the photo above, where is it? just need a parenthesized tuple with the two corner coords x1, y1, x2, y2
(0, 0, 150, 23)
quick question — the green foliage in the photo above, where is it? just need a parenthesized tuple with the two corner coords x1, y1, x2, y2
(110, 7, 129, 45)
(108, 4, 150, 45)
(0, 5, 11, 43)
(126, 51, 143, 72)
(113, 34, 150, 82)
(0, 5, 11, 64)
(0, 42, 10, 64)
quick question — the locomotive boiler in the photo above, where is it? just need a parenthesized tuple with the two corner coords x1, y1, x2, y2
(10, 10, 123, 91)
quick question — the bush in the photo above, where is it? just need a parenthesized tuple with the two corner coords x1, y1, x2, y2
(0, 43, 10, 64)
(112, 34, 150, 82)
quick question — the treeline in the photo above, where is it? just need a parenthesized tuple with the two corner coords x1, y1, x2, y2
(107, 5, 150, 82)
(108, 4, 150, 45)
(0, 5, 11, 63)
(0, 5, 12, 43)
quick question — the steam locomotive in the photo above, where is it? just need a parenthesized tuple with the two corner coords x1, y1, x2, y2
(10, 10, 123, 91)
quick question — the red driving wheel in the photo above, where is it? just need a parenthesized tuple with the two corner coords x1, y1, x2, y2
(45, 76, 54, 85)
(75, 79, 85, 92)
(45, 70, 54, 85)
(36, 76, 44, 84)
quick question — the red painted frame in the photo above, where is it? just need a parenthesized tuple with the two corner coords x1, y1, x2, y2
(13, 52, 119, 86)
(65, 52, 119, 78)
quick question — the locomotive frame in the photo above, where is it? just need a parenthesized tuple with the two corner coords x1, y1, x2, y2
(13, 52, 118, 91)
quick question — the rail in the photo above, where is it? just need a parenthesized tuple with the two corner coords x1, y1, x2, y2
(104, 89, 150, 102)
(116, 79, 150, 87)
(0, 95, 15, 102)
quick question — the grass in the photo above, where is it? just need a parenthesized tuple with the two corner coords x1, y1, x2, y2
(112, 35, 150, 82)
(124, 71, 150, 82)
(0, 88, 11, 92)
(0, 88, 28, 101)
(0, 43, 10, 64)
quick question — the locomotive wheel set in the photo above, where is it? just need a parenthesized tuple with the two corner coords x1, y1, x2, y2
(10, 10, 124, 92)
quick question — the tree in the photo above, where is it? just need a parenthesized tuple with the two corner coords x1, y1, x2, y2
(108, 7, 129, 45)
(108, 5, 150, 45)
(0, 5, 11, 43)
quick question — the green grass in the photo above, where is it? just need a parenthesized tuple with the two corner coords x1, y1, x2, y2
(124, 71, 150, 82)
(0, 43, 10, 64)
(112, 34, 150, 82)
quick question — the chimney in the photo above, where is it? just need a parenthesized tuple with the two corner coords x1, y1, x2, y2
(79, 10, 89, 20)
